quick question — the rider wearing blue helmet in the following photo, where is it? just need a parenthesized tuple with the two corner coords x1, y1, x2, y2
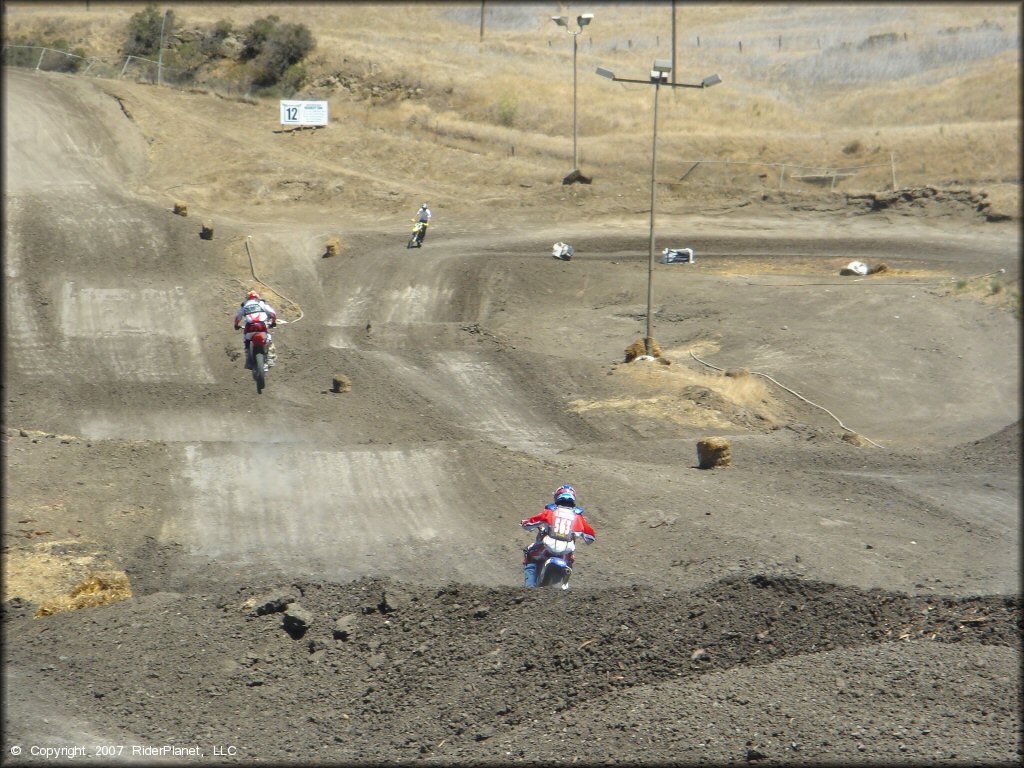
(520, 485, 596, 587)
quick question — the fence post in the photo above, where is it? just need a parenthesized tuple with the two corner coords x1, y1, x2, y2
(36, 47, 46, 70)
(778, 164, 785, 190)
(890, 152, 898, 191)
(119, 55, 132, 79)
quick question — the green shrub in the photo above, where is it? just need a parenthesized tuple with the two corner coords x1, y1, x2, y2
(241, 15, 280, 60)
(200, 19, 233, 57)
(495, 92, 518, 127)
(277, 62, 309, 94)
(249, 21, 315, 87)
(166, 40, 205, 80)
(124, 3, 175, 58)
(3, 35, 86, 72)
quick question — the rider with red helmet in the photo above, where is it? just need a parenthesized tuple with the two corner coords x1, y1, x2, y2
(233, 290, 278, 370)
(520, 485, 596, 587)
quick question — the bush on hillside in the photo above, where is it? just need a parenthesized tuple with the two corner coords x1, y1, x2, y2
(244, 18, 316, 87)
(3, 35, 87, 72)
(123, 3, 175, 58)
(200, 19, 234, 57)
(240, 15, 280, 61)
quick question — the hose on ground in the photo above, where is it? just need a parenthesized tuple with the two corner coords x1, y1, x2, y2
(244, 235, 304, 324)
(689, 350, 885, 449)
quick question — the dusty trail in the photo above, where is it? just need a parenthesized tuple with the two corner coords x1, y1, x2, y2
(2, 67, 1019, 764)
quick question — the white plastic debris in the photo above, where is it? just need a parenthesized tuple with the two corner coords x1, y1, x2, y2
(552, 242, 574, 260)
(661, 247, 694, 264)
(843, 260, 869, 276)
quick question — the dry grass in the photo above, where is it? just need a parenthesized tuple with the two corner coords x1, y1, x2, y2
(3, 2, 1018, 193)
(571, 345, 780, 429)
(35, 571, 132, 617)
(3, 540, 131, 615)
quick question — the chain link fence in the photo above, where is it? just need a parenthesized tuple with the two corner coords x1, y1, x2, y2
(2, 45, 230, 90)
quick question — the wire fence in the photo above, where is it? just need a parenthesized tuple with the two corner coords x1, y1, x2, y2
(2, 44, 240, 91)
(675, 156, 899, 194)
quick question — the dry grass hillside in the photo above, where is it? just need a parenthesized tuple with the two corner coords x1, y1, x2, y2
(4, 1, 1020, 209)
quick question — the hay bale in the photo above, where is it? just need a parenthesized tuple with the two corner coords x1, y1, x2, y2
(624, 339, 646, 362)
(697, 437, 732, 469)
(173, 201, 188, 216)
(624, 337, 662, 362)
(35, 571, 132, 617)
(331, 374, 352, 393)
(725, 368, 749, 378)
(324, 236, 342, 258)
(200, 221, 214, 240)
(841, 431, 873, 447)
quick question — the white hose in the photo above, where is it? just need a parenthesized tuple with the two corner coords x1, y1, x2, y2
(689, 351, 885, 449)
(244, 235, 304, 324)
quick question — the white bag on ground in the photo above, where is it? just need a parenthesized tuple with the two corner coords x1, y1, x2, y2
(552, 242, 574, 260)
(661, 247, 694, 264)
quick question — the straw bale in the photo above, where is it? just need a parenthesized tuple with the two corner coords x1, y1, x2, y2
(332, 374, 352, 393)
(624, 337, 662, 362)
(324, 236, 342, 258)
(697, 437, 732, 469)
(34, 571, 132, 617)
(200, 221, 214, 240)
(173, 201, 188, 216)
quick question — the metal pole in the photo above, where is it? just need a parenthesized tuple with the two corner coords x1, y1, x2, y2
(890, 152, 898, 191)
(671, 0, 677, 86)
(480, 0, 485, 42)
(36, 47, 46, 70)
(572, 31, 578, 171)
(157, 9, 168, 86)
(646, 79, 660, 354)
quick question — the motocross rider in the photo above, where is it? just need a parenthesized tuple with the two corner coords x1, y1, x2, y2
(414, 203, 431, 243)
(233, 290, 277, 370)
(521, 485, 596, 587)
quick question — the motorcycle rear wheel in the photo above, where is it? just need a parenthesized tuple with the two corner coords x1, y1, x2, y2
(253, 351, 266, 394)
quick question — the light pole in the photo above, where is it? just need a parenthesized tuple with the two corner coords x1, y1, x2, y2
(597, 61, 721, 356)
(157, 9, 169, 86)
(551, 13, 593, 184)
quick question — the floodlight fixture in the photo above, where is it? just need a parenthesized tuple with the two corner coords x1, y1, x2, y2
(594, 61, 723, 357)
(552, 13, 597, 180)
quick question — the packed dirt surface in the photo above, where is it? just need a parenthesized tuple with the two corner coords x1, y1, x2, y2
(3, 66, 1021, 765)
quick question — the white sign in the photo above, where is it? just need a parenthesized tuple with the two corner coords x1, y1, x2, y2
(279, 100, 328, 126)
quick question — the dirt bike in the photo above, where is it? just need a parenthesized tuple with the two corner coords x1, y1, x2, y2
(407, 220, 428, 248)
(525, 523, 576, 590)
(537, 553, 573, 590)
(242, 324, 278, 395)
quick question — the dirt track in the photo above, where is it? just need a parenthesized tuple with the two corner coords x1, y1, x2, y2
(2, 67, 1021, 764)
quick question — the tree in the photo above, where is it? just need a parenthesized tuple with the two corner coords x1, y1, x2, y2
(124, 4, 174, 58)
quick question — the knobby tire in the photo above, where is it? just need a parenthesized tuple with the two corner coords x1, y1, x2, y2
(254, 351, 266, 394)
